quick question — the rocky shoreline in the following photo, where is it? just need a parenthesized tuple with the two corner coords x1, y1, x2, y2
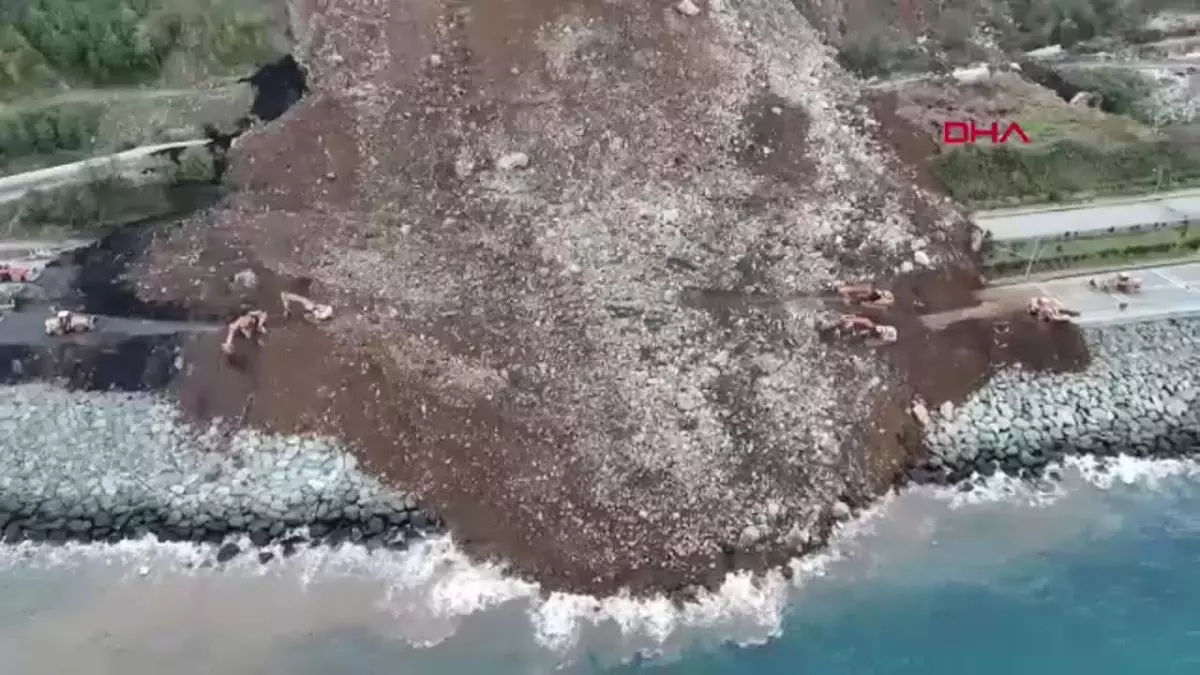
(1, 317, 1196, 572)
(911, 318, 1200, 486)
(0, 384, 441, 555)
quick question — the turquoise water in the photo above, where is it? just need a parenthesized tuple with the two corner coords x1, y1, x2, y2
(628, 464, 1200, 675)
(633, 526, 1200, 675)
(2, 459, 1199, 674)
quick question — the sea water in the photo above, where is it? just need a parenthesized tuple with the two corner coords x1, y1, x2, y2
(1, 456, 1199, 674)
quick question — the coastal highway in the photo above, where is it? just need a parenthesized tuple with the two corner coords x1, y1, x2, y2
(972, 189, 1200, 241)
(996, 261, 1200, 327)
(1047, 58, 1200, 71)
(967, 192, 1200, 326)
(0, 310, 219, 347)
(865, 55, 1198, 91)
(924, 261, 1200, 329)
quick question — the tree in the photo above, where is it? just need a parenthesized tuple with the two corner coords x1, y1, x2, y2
(29, 114, 56, 153)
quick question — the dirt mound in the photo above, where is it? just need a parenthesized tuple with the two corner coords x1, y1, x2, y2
(126, 0, 1092, 596)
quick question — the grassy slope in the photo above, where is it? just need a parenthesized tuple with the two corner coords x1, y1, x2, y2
(792, 0, 1200, 79)
(0, 0, 287, 174)
(790, 0, 1200, 209)
(985, 224, 1200, 276)
(0, 0, 288, 236)
(888, 74, 1200, 208)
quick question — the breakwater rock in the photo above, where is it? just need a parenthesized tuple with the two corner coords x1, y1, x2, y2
(913, 318, 1200, 485)
(0, 384, 439, 552)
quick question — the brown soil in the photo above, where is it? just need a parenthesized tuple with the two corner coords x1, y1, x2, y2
(162, 241, 1090, 596)
(125, 0, 1097, 599)
(172, 293, 843, 595)
(817, 262, 1091, 495)
(865, 91, 942, 193)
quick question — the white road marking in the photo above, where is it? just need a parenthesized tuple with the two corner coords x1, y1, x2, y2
(1154, 268, 1193, 291)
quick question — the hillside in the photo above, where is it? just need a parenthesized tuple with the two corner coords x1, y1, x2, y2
(0, 0, 290, 174)
(877, 71, 1200, 207)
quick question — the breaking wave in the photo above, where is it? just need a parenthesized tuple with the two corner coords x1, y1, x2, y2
(2, 453, 1199, 672)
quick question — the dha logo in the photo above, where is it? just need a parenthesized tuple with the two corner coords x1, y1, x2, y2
(942, 121, 1031, 145)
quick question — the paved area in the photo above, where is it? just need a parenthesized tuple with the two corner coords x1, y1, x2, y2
(984, 261, 1200, 327)
(975, 190, 1200, 241)
(0, 311, 219, 347)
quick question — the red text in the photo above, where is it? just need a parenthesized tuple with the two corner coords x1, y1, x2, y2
(942, 121, 1031, 145)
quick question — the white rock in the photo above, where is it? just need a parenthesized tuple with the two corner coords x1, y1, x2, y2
(970, 228, 985, 252)
(911, 402, 930, 427)
(675, 0, 701, 16)
(738, 524, 763, 546)
(939, 400, 954, 418)
(708, 0, 726, 11)
(1026, 44, 1064, 59)
(232, 269, 258, 290)
(675, 386, 703, 412)
(831, 501, 852, 521)
(783, 523, 810, 549)
(899, 260, 914, 273)
(496, 152, 530, 171)
(913, 250, 932, 268)
(429, 53, 443, 67)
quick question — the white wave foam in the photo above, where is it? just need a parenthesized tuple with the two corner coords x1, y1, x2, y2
(1, 453, 1198, 666)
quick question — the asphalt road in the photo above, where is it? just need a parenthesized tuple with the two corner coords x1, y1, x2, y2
(973, 189, 1200, 241)
(985, 261, 1200, 327)
(865, 55, 1199, 92)
(0, 311, 219, 347)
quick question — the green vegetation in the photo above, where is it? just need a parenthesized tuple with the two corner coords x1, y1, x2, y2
(1003, 0, 1144, 50)
(172, 144, 215, 182)
(1056, 67, 1157, 123)
(0, 101, 106, 170)
(931, 141, 1200, 208)
(0, 0, 285, 98)
(0, 83, 250, 173)
(822, 0, 1200, 79)
(0, 25, 64, 94)
(14, 0, 171, 86)
(837, 42, 940, 80)
(0, 176, 175, 236)
(985, 222, 1200, 277)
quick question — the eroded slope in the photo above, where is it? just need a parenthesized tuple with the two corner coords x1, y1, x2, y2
(130, 0, 972, 593)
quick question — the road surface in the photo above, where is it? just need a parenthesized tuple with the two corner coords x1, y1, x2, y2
(973, 189, 1200, 241)
(0, 310, 219, 347)
(1051, 58, 1200, 71)
(865, 56, 1199, 91)
(924, 261, 1200, 330)
(0, 240, 94, 262)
